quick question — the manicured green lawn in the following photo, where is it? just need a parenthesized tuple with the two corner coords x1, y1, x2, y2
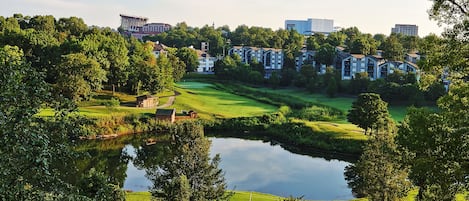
(125, 191, 151, 201)
(126, 190, 468, 201)
(38, 83, 278, 119)
(297, 120, 367, 141)
(172, 82, 278, 119)
(125, 191, 287, 201)
(244, 86, 413, 122)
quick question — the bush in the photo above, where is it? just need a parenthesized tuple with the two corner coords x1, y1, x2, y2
(103, 97, 120, 110)
(294, 106, 343, 121)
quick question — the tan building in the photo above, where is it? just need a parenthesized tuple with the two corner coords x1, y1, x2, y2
(120, 14, 148, 32)
(136, 95, 158, 108)
(155, 109, 176, 123)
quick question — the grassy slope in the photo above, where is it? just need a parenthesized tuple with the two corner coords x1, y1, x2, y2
(248, 86, 409, 123)
(172, 82, 278, 119)
(39, 83, 277, 119)
(126, 191, 286, 201)
(126, 190, 468, 201)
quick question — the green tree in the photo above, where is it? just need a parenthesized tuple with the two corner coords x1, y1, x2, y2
(269, 71, 281, 89)
(28, 15, 56, 33)
(306, 35, 320, 50)
(373, 33, 387, 49)
(349, 72, 370, 94)
(429, 0, 469, 40)
(382, 34, 405, 61)
(327, 31, 347, 47)
(103, 30, 129, 94)
(149, 122, 229, 201)
(78, 168, 125, 201)
(156, 54, 174, 92)
(56, 53, 106, 101)
(397, 107, 468, 200)
(315, 43, 336, 66)
(349, 34, 378, 55)
(0, 45, 121, 200)
(177, 47, 199, 72)
(326, 76, 338, 97)
(347, 93, 390, 135)
(346, 118, 411, 200)
(57, 16, 88, 38)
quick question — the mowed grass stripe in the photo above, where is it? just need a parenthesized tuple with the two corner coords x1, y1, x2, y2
(172, 82, 278, 119)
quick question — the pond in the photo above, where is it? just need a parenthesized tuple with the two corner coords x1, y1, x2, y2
(115, 137, 353, 200)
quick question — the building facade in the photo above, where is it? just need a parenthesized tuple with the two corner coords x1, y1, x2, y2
(120, 14, 171, 39)
(120, 14, 148, 32)
(141, 23, 171, 33)
(341, 55, 385, 80)
(391, 24, 418, 36)
(285, 18, 334, 35)
(196, 50, 216, 73)
(152, 41, 168, 58)
(341, 55, 420, 80)
(228, 46, 284, 70)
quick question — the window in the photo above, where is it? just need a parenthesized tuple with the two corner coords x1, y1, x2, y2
(344, 60, 351, 76)
(380, 65, 388, 78)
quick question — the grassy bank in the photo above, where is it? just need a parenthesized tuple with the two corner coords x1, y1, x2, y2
(214, 83, 413, 123)
(172, 81, 278, 119)
(126, 191, 288, 201)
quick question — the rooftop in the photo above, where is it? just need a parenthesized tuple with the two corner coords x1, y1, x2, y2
(155, 108, 176, 116)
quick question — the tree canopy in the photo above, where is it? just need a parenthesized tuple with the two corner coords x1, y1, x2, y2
(347, 93, 390, 135)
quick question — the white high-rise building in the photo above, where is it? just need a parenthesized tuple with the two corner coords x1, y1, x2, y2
(285, 18, 334, 35)
(391, 24, 418, 36)
(120, 14, 148, 32)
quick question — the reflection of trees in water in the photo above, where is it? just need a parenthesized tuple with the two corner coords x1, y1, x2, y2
(344, 119, 410, 201)
(136, 122, 229, 201)
(69, 123, 230, 200)
(133, 139, 169, 170)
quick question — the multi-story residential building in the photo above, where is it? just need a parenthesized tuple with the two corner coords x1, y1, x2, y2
(341, 54, 385, 80)
(285, 18, 334, 35)
(295, 49, 316, 70)
(391, 24, 419, 36)
(120, 14, 171, 39)
(131, 23, 172, 39)
(196, 50, 216, 73)
(228, 46, 284, 70)
(405, 52, 421, 64)
(378, 61, 420, 79)
(120, 14, 148, 32)
(141, 23, 171, 34)
(341, 54, 420, 80)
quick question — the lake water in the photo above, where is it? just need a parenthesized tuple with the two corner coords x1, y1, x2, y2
(120, 137, 353, 200)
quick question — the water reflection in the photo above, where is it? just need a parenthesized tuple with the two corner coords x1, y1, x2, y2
(72, 135, 353, 200)
(210, 138, 353, 200)
(122, 145, 152, 191)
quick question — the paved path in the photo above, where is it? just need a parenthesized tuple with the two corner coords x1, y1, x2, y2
(156, 91, 180, 109)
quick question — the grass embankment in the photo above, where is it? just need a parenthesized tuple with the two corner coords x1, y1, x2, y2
(230, 84, 409, 123)
(126, 191, 287, 201)
(171, 82, 278, 119)
(126, 189, 469, 201)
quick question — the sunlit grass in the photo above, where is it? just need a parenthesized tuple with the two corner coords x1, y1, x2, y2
(292, 119, 367, 141)
(243, 86, 421, 123)
(125, 191, 292, 201)
(171, 82, 278, 119)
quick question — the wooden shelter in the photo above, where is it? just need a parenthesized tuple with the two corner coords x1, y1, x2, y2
(155, 108, 176, 123)
(136, 95, 158, 108)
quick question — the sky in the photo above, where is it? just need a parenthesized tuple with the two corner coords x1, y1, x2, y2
(0, 0, 446, 37)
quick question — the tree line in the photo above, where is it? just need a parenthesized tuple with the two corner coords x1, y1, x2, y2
(0, 14, 188, 102)
(344, 1, 469, 199)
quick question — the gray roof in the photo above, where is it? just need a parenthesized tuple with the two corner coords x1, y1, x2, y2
(155, 108, 176, 116)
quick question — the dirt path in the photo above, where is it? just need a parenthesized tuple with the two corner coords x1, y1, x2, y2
(156, 91, 180, 109)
